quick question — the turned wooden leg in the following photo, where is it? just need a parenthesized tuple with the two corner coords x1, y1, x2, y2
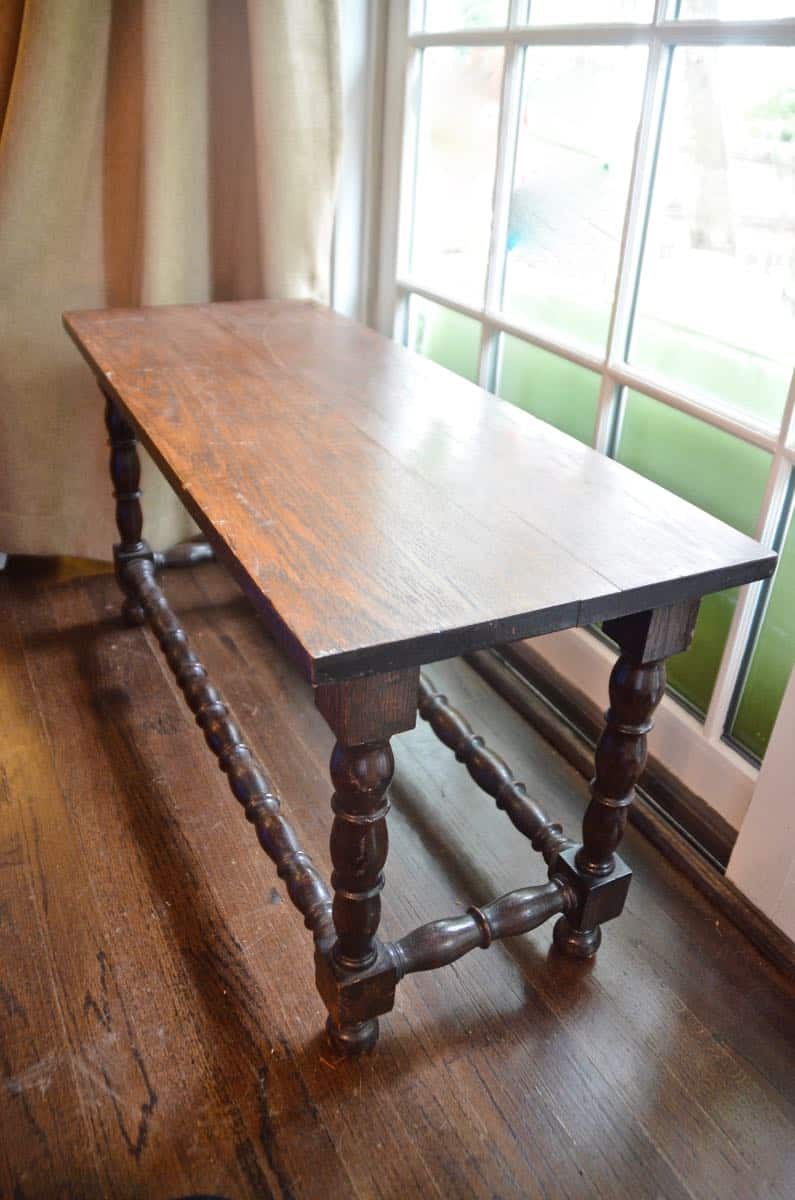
(554, 600, 699, 959)
(314, 669, 419, 1054)
(103, 391, 152, 624)
(326, 739, 393, 1053)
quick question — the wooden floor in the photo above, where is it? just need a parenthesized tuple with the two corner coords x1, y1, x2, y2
(1, 563, 793, 1200)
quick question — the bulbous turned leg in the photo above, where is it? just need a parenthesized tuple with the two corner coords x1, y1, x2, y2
(554, 602, 699, 959)
(324, 738, 393, 1053)
(103, 391, 152, 619)
(314, 670, 419, 1054)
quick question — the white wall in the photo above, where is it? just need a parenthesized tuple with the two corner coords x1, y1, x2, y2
(727, 669, 795, 940)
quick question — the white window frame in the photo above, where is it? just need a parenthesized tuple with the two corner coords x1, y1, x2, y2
(365, 0, 795, 830)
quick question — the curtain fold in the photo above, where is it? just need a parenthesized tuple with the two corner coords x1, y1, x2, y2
(0, 0, 341, 559)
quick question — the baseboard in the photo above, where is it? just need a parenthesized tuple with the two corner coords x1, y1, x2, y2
(466, 647, 795, 982)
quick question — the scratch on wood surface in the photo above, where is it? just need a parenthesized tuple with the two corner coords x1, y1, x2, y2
(2, 1032, 154, 1134)
(258, 328, 288, 371)
(4, 1053, 59, 1097)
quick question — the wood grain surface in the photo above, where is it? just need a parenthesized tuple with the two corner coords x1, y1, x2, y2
(1, 563, 793, 1198)
(63, 302, 776, 682)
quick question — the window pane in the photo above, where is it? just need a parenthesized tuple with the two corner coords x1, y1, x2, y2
(497, 336, 599, 444)
(629, 47, 795, 426)
(407, 294, 482, 381)
(410, 47, 503, 304)
(419, 0, 509, 30)
(731, 500, 795, 760)
(616, 390, 771, 713)
(677, 2, 795, 17)
(526, 1, 654, 20)
(501, 47, 646, 351)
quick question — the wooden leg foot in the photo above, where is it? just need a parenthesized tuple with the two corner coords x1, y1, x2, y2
(552, 916, 601, 959)
(325, 1015, 379, 1056)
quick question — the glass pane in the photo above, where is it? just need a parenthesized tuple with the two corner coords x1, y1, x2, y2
(616, 389, 771, 713)
(629, 47, 795, 426)
(407, 294, 482, 381)
(502, 46, 646, 351)
(526, 1, 654, 20)
(497, 336, 599, 444)
(410, 47, 503, 304)
(731, 500, 795, 760)
(677, 2, 795, 18)
(419, 0, 509, 30)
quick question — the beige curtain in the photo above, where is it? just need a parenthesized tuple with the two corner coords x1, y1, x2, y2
(0, 0, 341, 558)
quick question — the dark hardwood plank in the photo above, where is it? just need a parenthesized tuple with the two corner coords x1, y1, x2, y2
(0, 584, 106, 1196)
(2, 565, 793, 1198)
(0, 579, 293, 1198)
(63, 302, 775, 681)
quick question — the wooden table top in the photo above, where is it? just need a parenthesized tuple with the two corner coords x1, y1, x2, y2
(64, 301, 776, 683)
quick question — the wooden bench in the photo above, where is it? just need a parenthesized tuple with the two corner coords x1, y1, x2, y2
(63, 300, 775, 1054)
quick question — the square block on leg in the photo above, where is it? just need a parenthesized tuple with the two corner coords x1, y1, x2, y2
(315, 939, 399, 1029)
(554, 846, 632, 931)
